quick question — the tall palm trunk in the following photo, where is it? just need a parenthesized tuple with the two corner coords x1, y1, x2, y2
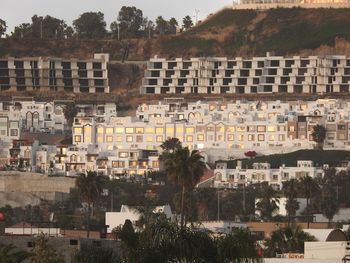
(180, 181, 185, 229)
(306, 198, 310, 229)
(87, 203, 91, 238)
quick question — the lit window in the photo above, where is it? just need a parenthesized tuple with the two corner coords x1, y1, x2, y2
(226, 126, 235, 132)
(125, 128, 134, 134)
(116, 136, 122, 142)
(257, 126, 266, 132)
(228, 134, 234, 141)
(279, 134, 285, 141)
(216, 126, 225, 132)
(126, 135, 133, 142)
(197, 134, 204, 141)
(248, 134, 254, 141)
(135, 127, 144, 134)
(97, 127, 104, 134)
(74, 127, 82, 134)
(186, 127, 194, 133)
(177, 136, 183, 142)
(186, 135, 193, 142)
(166, 127, 174, 134)
(145, 127, 154, 133)
(258, 134, 265, 141)
(146, 136, 153, 142)
(267, 126, 275, 132)
(238, 134, 244, 141)
(176, 127, 184, 133)
(156, 135, 163, 142)
(106, 128, 113, 134)
(74, 135, 81, 142)
(218, 135, 224, 141)
(115, 127, 124, 133)
(236, 126, 245, 132)
(156, 127, 164, 134)
(269, 135, 275, 141)
(106, 136, 113, 143)
(97, 136, 103, 143)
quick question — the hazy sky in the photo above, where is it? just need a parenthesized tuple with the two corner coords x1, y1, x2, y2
(1, 0, 234, 33)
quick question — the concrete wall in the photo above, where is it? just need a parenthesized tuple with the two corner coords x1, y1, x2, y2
(305, 241, 350, 259)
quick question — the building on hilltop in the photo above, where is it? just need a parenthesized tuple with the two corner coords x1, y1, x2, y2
(141, 54, 350, 95)
(0, 53, 109, 93)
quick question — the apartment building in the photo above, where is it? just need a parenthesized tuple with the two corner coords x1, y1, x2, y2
(0, 53, 109, 93)
(72, 99, 350, 163)
(141, 54, 350, 95)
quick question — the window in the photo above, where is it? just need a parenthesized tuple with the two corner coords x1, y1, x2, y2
(269, 135, 275, 141)
(115, 127, 124, 133)
(146, 127, 154, 133)
(74, 127, 82, 134)
(267, 126, 275, 132)
(75, 135, 81, 142)
(258, 134, 265, 141)
(257, 126, 266, 132)
(97, 136, 103, 143)
(10, 129, 18, 136)
(125, 127, 134, 134)
(156, 127, 164, 134)
(228, 134, 234, 141)
(186, 135, 193, 142)
(116, 136, 122, 142)
(177, 136, 183, 142)
(226, 126, 235, 132)
(238, 134, 244, 141)
(156, 135, 163, 142)
(136, 135, 143, 143)
(248, 134, 254, 141)
(247, 126, 255, 132)
(197, 134, 204, 141)
(218, 135, 224, 141)
(152, 161, 159, 168)
(106, 127, 113, 134)
(279, 134, 285, 141)
(126, 135, 133, 142)
(166, 127, 174, 134)
(135, 127, 144, 134)
(106, 136, 113, 143)
(146, 136, 153, 142)
(186, 127, 194, 133)
(119, 152, 128, 158)
(84, 126, 92, 143)
(176, 127, 184, 133)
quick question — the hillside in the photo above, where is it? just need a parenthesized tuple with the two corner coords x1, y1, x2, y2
(2, 7, 350, 104)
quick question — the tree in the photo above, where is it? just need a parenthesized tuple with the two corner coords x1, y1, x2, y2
(31, 15, 67, 39)
(256, 184, 279, 221)
(168, 18, 178, 34)
(160, 137, 182, 153)
(182, 15, 193, 31)
(63, 103, 78, 127)
(76, 171, 105, 237)
(0, 19, 7, 38)
(311, 124, 326, 149)
(12, 23, 32, 39)
(73, 12, 106, 38)
(298, 176, 319, 228)
(162, 145, 206, 227)
(73, 243, 119, 263)
(0, 243, 29, 263)
(116, 6, 144, 38)
(155, 16, 168, 35)
(30, 234, 64, 263)
(282, 179, 299, 224)
(118, 219, 139, 262)
(264, 225, 316, 257)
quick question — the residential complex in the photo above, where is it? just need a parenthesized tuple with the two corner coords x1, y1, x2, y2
(0, 53, 109, 93)
(141, 54, 350, 95)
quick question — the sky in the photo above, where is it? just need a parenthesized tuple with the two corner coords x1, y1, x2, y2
(0, 0, 234, 33)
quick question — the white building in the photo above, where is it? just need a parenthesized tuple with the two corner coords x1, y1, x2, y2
(141, 54, 350, 95)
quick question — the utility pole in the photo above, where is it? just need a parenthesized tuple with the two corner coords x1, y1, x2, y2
(40, 19, 43, 40)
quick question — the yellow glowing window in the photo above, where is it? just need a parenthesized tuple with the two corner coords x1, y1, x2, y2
(156, 135, 163, 142)
(257, 126, 266, 132)
(74, 127, 82, 134)
(97, 136, 103, 143)
(97, 127, 104, 134)
(186, 127, 194, 134)
(125, 128, 134, 134)
(267, 126, 275, 132)
(156, 127, 164, 134)
(166, 127, 174, 134)
(228, 134, 234, 141)
(145, 127, 155, 133)
(177, 136, 183, 142)
(74, 135, 81, 142)
(236, 126, 245, 132)
(146, 136, 153, 142)
(126, 135, 133, 142)
(176, 127, 184, 133)
(135, 127, 144, 134)
(115, 127, 124, 133)
(116, 136, 122, 142)
(106, 136, 113, 143)
(197, 134, 204, 141)
(226, 126, 235, 132)
(186, 135, 193, 142)
(106, 127, 113, 134)
(238, 134, 244, 141)
(218, 135, 224, 141)
(216, 126, 225, 132)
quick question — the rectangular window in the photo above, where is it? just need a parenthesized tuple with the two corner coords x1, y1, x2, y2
(257, 126, 266, 132)
(156, 127, 164, 134)
(135, 127, 144, 134)
(156, 135, 163, 142)
(186, 135, 193, 142)
(97, 127, 104, 134)
(226, 126, 235, 132)
(74, 127, 82, 134)
(228, 134, 234, 141)
(269, 135, 275, 141)
(166, 127, 174, 134)
(279, 134, 285, 141)
(186, 127, 194, 133)
(106, 136, 113, 143)
(105, 127, 113, 134)
(115, 127, 124, 133)
(248, 134, 254, 141)
(74, 135, 81, 142)
(125, 127, 134, 134)
(258, 134, 265, 141)
(119, 152, 128, 158)
(238, 134, 244, 141)
(126, 135, 133, 142)
(197, 134, 204, 141)
(10, 129, 18, 136)
(136, 135, 143, 143)
(267, 126, 275, 132)
(146, 127, 155, 133)
(116, 136, 122, 142)
(146, 136, 153, 142)
(97, 136, 103, 143)
(176, 127, 184, 133)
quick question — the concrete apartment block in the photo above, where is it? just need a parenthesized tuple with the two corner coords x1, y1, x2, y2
(141, 54, 350, 95)
(0, 53, 109, 93)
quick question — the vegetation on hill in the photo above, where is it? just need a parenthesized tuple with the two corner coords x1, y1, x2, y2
(225, 150, 350, 169)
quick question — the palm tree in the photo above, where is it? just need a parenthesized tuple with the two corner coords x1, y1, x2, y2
(76, 171, 105, 238)
(256, 184, 279, 221)
(264, 225, 316, 257)
(282, 179, 299, 224)
(160, 137, 182, 153)
(0, 243, 29, 263)
(298, 176, 319, 228)
(311, 124, 326, 149)
(163, 146, 206, 227)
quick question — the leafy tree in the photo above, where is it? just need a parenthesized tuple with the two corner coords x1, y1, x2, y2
(12, 23, 32, 39)
(162, 145, 206, 227)
(155, 16, 168, 35)
(31, 15, 67, 39)
(311, 124, 326, 149)
(282, 179, 299, 224)
(0, 243, 29, 263)
(73, 12, 106, 38)
(116, 6, 144, 38)
(168, 18, 178, 34)
(118, 219, 139, 262)
(30, 234, 64, 263)
(182, 15, 193, 31)
(264, 225, 316, 257)
(73, 243, 119, 263)
(256, 184, 279, 221)
(298, 176, 319, 228)
(0, 19, 7, 37)
(217, 228, 258, 262)
(76, 171, 105, 237)
(63, 26, 74, 38)
(63, 103, 78, 127)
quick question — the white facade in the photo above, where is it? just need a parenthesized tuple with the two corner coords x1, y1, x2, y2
(255, 197, 307, 216)
(141, 55, 350, 95)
